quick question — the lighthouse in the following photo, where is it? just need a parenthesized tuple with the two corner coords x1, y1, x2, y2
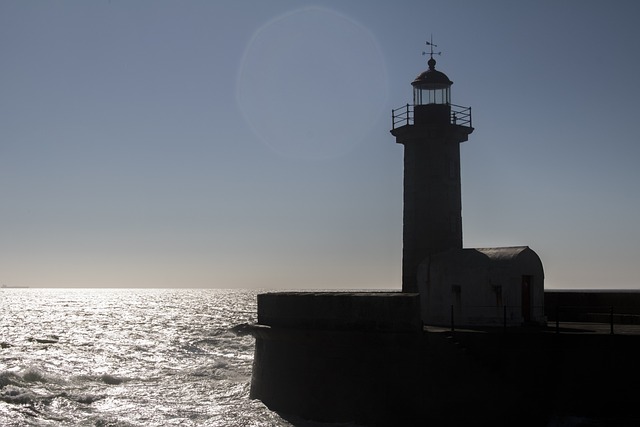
(391, 48, 473, 293)
(392, 43, 544, 326)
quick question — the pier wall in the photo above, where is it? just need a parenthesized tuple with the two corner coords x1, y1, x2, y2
(545, 290, 640, 323)
(250, 292, 423, 426)
(422, 329, 640, 426)
(249, 291, 640, 426)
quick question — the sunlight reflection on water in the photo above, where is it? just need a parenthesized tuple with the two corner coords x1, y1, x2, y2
(0, 288, 290, 426)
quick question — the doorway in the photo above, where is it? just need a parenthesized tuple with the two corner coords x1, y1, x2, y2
(521, 275, 532, 322)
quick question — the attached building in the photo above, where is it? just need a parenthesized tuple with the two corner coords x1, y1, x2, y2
(417, 246, 545, 326)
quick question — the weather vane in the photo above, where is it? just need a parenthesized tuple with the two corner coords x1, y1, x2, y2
(422, 35, 442, 59)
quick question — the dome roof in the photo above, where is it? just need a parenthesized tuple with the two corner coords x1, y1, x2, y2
(411, 57, 453, 89)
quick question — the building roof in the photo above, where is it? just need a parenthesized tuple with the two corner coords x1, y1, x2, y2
(474, 246, 531, 262)
(411, 57, 453, 89)
(423, 246, 544, 278)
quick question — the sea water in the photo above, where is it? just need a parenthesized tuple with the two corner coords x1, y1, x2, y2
(0, 288, 299, 427)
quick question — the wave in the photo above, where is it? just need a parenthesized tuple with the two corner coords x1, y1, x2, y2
(188, 360, 229, 379)
(0, 370, 19, 388)
(0, 367, 128, 401)
(0, 385, 37, 405)
(66, 392, 105, 404)
(27, 335, 59, 345)
(73, 373, 131, 385)
(21, 367, 53, 383)
(0, 367, 63, 387)
(98, 374, 127, 385)
(179, 342, 207, 354)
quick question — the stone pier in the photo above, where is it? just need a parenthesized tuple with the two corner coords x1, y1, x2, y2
(249, 292, 423, 426)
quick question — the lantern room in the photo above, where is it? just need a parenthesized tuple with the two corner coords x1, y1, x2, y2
(412, 57, 452, 105)
(410, 56, 453, 125)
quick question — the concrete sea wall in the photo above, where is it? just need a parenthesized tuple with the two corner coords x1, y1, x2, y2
(250, 292, 423, 425)
(249, 291, 640, 426)
(545, 290, 640, 323)
(422, 329, 640, 426)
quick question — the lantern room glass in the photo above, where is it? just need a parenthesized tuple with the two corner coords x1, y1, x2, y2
(413, 86, 450, 106)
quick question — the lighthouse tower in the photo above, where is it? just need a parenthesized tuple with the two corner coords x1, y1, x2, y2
(391, 49, 474, 293)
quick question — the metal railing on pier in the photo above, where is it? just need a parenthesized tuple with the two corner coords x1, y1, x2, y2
(440, 304, 640, 335)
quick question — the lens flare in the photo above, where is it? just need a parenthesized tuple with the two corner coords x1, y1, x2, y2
(237, 6, 388, 160)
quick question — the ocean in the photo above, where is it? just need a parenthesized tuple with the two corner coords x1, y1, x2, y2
(0, 288, 315, 427)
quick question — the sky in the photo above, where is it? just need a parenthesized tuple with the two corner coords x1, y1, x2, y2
(1, 0, 640, 289)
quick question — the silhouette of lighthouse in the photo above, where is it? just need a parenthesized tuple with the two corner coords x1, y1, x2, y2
(391, 43, 474, 293)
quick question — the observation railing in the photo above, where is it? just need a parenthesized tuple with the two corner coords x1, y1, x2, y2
(391, 103, 472, 130)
